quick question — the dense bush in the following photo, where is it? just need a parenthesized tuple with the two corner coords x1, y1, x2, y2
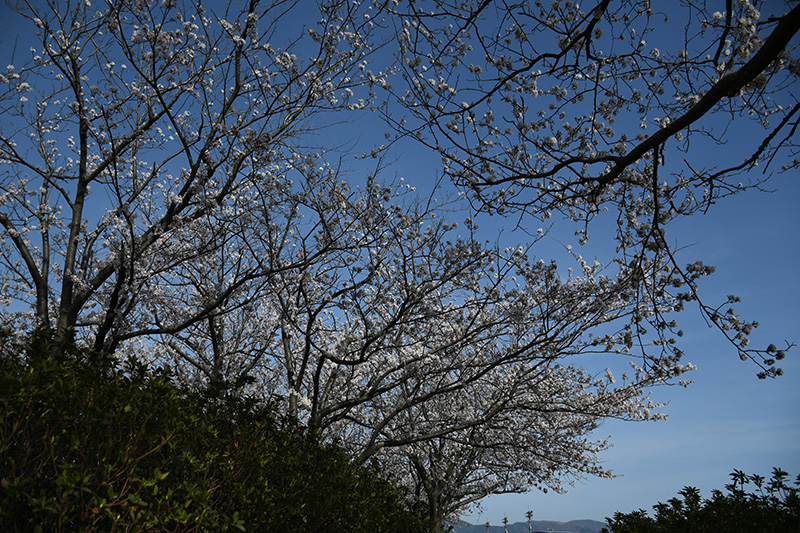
(0, 332, 430, 532)
(602, 468, 800, 533)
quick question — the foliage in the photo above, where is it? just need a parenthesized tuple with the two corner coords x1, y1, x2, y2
(0, 333, 430, 532)
(601, 468, 800, 533)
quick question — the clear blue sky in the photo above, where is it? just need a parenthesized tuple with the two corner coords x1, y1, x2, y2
(1, 1, 797, 527)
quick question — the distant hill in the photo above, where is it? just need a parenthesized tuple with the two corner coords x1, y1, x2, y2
(450, 518, 605, 533)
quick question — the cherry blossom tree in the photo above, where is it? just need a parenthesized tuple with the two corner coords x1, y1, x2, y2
(341, 229, 694, 530)
(0, 0, 390, 352)
(387, 362, 667, 531)
(160, 170, 697, 532)
(387, 0, 798, 378)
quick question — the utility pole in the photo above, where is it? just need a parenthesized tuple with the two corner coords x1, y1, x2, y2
(503, 516, 509, 533)
(526, 510, 534, 532)
(485, 521, 491, 533)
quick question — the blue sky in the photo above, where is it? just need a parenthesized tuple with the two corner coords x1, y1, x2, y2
(1, 1, 798, 526)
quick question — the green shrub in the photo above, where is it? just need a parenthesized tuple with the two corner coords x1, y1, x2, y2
(602, 468, 800, 533)
(0, 332, 429, 532)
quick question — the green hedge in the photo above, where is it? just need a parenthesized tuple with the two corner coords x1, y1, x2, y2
(0, 332, 429, 532)
(602, 468, 800, 533)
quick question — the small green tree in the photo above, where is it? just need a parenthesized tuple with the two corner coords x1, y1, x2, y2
(0, 332, 430, 532)
(602, 469, 800, 533)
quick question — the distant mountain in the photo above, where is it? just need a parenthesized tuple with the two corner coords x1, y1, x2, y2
(449, 518, 605, 533)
